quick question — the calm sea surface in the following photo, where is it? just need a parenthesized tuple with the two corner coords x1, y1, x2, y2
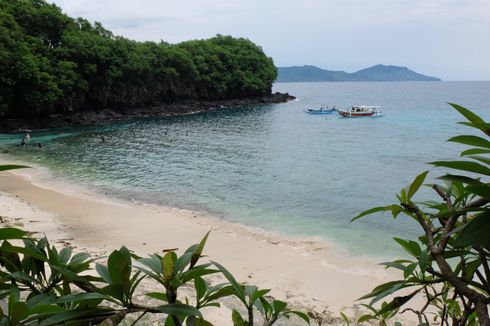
(2, 81, 490, 256)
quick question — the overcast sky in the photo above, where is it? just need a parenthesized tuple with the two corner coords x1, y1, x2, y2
(50, 0, 490, 81)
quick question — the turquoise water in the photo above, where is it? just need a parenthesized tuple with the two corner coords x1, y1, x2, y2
(1, 81, 489, 256)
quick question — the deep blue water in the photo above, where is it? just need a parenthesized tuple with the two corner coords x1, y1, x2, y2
(1, 81, 489, 256)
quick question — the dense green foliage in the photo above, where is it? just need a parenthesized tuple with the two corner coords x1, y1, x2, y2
(355, 104, 490, 325)
(0, 0, 277, 119)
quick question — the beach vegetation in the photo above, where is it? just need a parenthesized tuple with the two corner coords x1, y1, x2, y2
(0, 0, 277, 120)
(354, 104, 490, 325)
(0, 210, 308, 325)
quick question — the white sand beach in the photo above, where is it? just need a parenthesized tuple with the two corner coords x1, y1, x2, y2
(0, 160, 402, 325)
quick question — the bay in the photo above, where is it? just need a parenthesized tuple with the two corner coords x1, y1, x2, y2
(2, 81, 489, 256)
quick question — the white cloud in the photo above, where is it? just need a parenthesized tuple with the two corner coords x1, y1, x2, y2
(49, 0, 490, 80)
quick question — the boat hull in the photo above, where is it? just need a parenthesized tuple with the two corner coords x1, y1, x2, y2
(305, 109, 335, 115)
(338, 111, 375, 117)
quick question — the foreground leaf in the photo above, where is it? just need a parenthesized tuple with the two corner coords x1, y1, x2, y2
(0, 165, 30, 172)
(454, 211, 490, 248)
(430, 160, 490, 176)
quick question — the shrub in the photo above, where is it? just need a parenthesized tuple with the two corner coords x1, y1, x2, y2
(355, 104, 490, 325)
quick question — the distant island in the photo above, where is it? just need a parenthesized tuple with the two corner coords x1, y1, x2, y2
(276, 64, 441, 82)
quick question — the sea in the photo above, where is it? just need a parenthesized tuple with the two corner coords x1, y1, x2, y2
(1, 81, 489, 257)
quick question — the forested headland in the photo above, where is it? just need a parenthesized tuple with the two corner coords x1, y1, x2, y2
(0, 0, 289, 130)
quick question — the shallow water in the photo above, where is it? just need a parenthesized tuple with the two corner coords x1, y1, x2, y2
(2, 81, 489, 256)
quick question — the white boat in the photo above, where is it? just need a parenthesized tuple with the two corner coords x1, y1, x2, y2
(336, 106, 382, 118)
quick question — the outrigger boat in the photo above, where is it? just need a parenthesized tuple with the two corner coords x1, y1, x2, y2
(336, 106, 382, 118)
(304, 105, 337, 114)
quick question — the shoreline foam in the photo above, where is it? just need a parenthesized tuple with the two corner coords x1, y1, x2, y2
(0, 155, 400, 323)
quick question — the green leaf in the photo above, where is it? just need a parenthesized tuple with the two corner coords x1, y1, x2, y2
(204, 284, 236, 302)
(272, 300, 287, 314)
(29, 304, 66, 316)
(430, 160, 490, 176)
(448, 135, 490, 149)
(449, 103, 484, 124)
(100, 285, 124, 303)
(8, 271, 39, 284)
(358, 314, 374, 323)
(180, 266, 218, 284)
(162, 251, 177, 286)
(393, 238, 421, 258)
(213, 262, 244, 300)
(58, 247, 72, 265)
(174, 249, 195, 273)
(146, 292, 168, 302)
(351, 206, 392, 223)
(0, 165, 29, 172)
(194, 277, 207, 300)
(375, 290, 420, 316)
(138, 254, 163, 274)
(69, 252, 91, 266)
(399, 188, 407, 204)
(38, 308, 114, 326)
(458, 122, 490, 137)
(26, 293, 56, 309)
(56, 293, 110, 304)
(156, 303, 202, 318)
(358, 280, 409, 304)
(191, 230, 211, 268)
(380, 260, 413, 273)
(389, 205, 404, 219)
(107, 248, 131, 288)
(467, 185, 490, 199)
(287, 311, 310, 324)
(403, 263, 417, 279)
(9, 283, 20, 310)
(340, 312, 349, 323)
(437, 174, 483, 185)
(469, 155, 490, 166)
(461, 148, 490, 156)
(96, 263, 112, 284)
(165, 316, 177, 326)
(1, 244, 47, 261)
(50, 265, 92, 284)
(465, 260, 481, 279)
(232, 309, 246, 326)
(418, 249, 429, 273)
(407, 171, 429, 200)
(11, 302, 28, 323)
(251, 289, 270, 303)
(454, 212, 490, 247)
(0, 228, 28, 240)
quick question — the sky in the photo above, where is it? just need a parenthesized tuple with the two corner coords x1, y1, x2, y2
(50, 0, 490, 81)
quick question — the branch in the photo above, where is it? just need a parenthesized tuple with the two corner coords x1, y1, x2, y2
(99, 310, 128, 326)
(401, 203, 436, 249)
(433, 185, 453, 211)
(401, 202, 490, 324)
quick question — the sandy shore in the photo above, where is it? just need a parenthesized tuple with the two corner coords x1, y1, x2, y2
(0, 162, 401, 324)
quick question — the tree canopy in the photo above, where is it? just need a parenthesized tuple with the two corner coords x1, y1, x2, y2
(0, 0, 277, 119)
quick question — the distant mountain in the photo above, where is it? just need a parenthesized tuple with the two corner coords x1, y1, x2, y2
(276, 64, 441, 82)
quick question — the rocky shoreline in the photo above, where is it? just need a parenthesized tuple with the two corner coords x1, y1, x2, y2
(0, 92, 295, 133)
